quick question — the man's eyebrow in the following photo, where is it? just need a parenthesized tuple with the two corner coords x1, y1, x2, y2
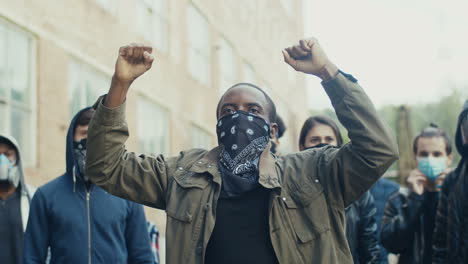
(220, 103, 238, 109)
(245, 102, 263, 108)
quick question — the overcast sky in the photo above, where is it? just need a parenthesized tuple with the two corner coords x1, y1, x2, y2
(302, 0, 468, 110)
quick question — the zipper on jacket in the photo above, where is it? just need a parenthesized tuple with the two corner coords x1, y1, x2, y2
(86, 191, 91, 264)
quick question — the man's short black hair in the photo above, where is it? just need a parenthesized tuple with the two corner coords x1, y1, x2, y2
(76, 108, 96, 127)
(413, 123, 452, 155)
(216, 83, 277, 123)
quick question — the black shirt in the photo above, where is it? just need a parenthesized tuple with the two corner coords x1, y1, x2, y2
(0, 188, 23, 264)
(205, 187, 279, 264)
(422, 191, 438, 264)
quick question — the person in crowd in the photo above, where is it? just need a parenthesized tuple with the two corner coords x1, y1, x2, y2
(23, 108, 153, 264)
(381, 124, 453, 264)
(85, 38, 398, 264)
(0, 135, 35, 264)
(432, 99, 468, 263)
(271, 114, 286, 154)
(147, 221, 160, 264)
(369, 177, 399, 264)
(299, 115, 380, 264)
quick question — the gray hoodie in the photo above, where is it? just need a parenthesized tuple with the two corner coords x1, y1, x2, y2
(0, 134, 35, 231)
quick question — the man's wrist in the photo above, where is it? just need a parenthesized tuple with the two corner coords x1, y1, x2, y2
(104, 75, 132, 108)
(316, 62, 339, 82)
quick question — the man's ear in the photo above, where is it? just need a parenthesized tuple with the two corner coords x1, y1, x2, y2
(269, 123, 278, 139)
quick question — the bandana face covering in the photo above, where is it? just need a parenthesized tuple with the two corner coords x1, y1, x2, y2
(73, 138, 88, 181)
(216, 110, 270, 197)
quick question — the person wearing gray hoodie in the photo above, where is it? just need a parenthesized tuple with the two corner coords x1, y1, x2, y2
(0, 134, 35, 264)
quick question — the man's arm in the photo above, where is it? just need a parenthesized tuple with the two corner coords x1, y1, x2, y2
(86, 44, 171, 209)
(357, 192, 380, 264)
(283, 38, 399, 207)
(23, 189, 50, 264)
(125, 203, 154, 264)
(380, 191, 423, 253)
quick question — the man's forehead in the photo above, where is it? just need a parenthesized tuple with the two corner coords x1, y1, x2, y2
(220, 85, 268, 105)
(417, 137, 446, 151)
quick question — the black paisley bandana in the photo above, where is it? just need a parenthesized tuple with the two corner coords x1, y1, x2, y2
(216, 110, 270, 197)
(73, 138, 88, 181)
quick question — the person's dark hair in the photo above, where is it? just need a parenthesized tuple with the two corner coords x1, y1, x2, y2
(276, 115, 287, 139)
(0, 137, 17, 151)
(76, 108, 96, 127)
(0, 137, 18, 161)
(216, 83, 277, 123)
(413, 123, 452, 155)
(299, 115, 343, 148)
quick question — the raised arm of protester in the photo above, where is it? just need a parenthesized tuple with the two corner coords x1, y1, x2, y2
(282, 38, 399, 207)
(86, 38, 398, 264)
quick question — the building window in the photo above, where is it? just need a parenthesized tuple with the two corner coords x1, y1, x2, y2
(137, 96, 169, 155)
(191, 125, 212, 150)
(242, 61, 256, 84)
(187, 4, 210, 85)
(68, 59, 110, 116)
(218, 38, 237, 94)
(137, 0, 168, 52)
(0, 20, 36, 166)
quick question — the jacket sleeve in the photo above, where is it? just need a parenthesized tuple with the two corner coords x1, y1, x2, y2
(318, 72, 399, 207)
(381, 192, 423, 253)
(125, 203, 154, 264)
(357, 192, 381, 264)
(23, 189, 50, 264)
(432, 174, 451, 264)
(86, 97, 173, 209)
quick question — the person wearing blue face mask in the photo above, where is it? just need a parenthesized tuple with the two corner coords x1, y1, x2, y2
(0, 135, 35, 264)
(381, 124, 453, 264)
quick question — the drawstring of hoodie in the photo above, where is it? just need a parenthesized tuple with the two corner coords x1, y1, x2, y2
(73, 166, 76, 193)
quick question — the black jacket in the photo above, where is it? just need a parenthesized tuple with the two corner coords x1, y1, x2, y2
(432, 100, 468, 264)
(345, 191, 380, 264)
(381, 189, 439, 264)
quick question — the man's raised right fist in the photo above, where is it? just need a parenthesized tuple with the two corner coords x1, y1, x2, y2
(114, 43, 155, 84)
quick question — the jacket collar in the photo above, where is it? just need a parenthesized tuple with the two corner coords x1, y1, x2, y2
(189, 141, 281, 189)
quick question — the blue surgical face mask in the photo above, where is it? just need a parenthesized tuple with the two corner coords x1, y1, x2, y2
(417, 157, 447, 181)
(0, 154, 19, 187)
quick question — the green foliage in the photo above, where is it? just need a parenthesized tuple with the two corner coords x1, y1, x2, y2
(308, 88, 467, 174)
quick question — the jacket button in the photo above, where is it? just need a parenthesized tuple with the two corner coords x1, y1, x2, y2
(197, 161, 203, 164)
(196, 244, 203, 255)
(314, 179, 319, 183)
(178, 167, 184, 171)
(282, 197, 287, 201)
(207, 164, 212, 168)
(204, 203, 211, 211)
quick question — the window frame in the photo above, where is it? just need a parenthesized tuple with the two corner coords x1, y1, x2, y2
(186, 4, 211, 85)
(136, 95, 171, 156)
(67, 57, 110, 117)
(0, 19, 37, 167)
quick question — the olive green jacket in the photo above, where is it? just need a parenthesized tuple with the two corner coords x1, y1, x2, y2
(86, 72, 399, 264)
